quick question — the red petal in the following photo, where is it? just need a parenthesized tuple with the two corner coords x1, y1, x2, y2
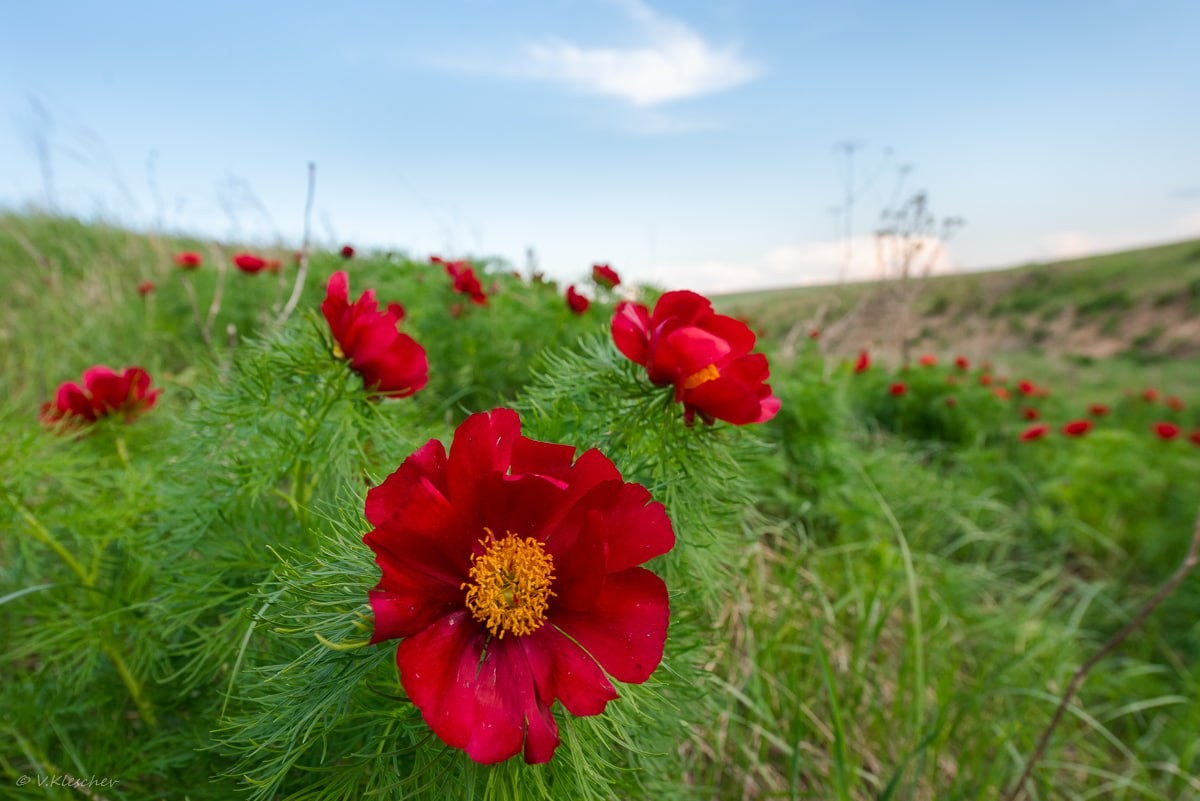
(358, 334, 429, 397)
(521, 625, 617, 717)
(589, 484, 675, 573)
(651, 290, 712, 328)
(611, 302, 651, 366)
(551, 567, 669, 684)
(447, 409, 521, 510)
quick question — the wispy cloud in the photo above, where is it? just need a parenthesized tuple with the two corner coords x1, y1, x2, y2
(523, 0, 762, 107)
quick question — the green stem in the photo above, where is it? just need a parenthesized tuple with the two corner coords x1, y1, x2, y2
(114, 435, 130, 468)
(100, 637, 158, 728)
(8, 496, 90, 586)
(7, 495, 157, 728)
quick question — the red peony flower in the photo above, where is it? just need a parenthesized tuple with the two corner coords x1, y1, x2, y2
(1062, 419, 1092, 437)
(321, 271, 428, 398)
(1017, 380, 1037, 396)
(979, 373, 993, 386)
(954, 356, 970, 371)
(41, 366, 160, 427)
(945, 395, 958, 407)
(1153, 421, 1180, 441)
(1023, 407, 1040, 420)
(443, 260, 488, 305)
(918, 354, 937, 367)
(612, 290, 780, 425)
(1141, 388, 1160, 402)
(565, 285, 590, 314)
(1020, 423, 1049, 441)
(1189, 429, 1200, 447)
(854, 349, 870, 374)
(174, 251, 202, 269)
(889, 382, 907, 397)
(233, 253, 269, 274)
(365, 409, 674, 764)
(808, 328, 820, 340)
(1166, 395, 1185, 411)
(1088, 403, 1110, 417)
(137, 280, 155, 296)
(340, 245, 355, 260)
(993, 387, 1010, 400)
(592, 263, 621, 289)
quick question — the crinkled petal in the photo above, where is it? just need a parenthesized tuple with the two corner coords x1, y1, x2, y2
(611, 302, 652, 366)
(551, 567, 669, 684)
(447, 409, 521, 509)
(521, 625, 618, 718)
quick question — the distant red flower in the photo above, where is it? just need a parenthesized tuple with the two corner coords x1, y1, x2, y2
(808, 328, 820, 340)
(442, 260, 488, 305)
(1141, 388, 1160, 402)
(592, 263, 621, 288)
(1017, 380, 1037, 396)
(889, 382, 907, 397)
(340, 245, 356, 260)
(266, 259, 282, 273)
(41, 366, 160, 427)
(612, 290, 780, 425)
(565, 285, 590, 314)
(918, 354, 937, 367)
(1022, 407, 1039, 420)
(1189, 429, 1200, 447)
(993, 387, 1010, 400)
(322, 271, 428, 398)
(233, 253, 269, 274)
(853, 350, 870, 374)
(945, 395, 958, 408)
(1166, 396, 1185, 411)
(365, 408, 674, 764)
(1062, 419, 1092, 437)
(979, 373, 993, 386)
(174, 251, 202, 269)
(137, 280, 155, 296)
(945, 375, 959, 385)
(1088, 403, 1110, 417)
(1020, 424, 1049, 441)
(1153, 421, 1180, 441)
(449, 302, 464, 319)
(954, 356, 969, 371)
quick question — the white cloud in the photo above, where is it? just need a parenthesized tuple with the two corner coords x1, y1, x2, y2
(650, 235, 957, 294)
(523, 0, 762, 107)
(1041, 231, 1096, 260)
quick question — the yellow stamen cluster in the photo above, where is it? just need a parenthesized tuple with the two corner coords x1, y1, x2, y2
(682, 363, 721, 390)
(332, 341, 346, 359)
(462, 530, 556, 639)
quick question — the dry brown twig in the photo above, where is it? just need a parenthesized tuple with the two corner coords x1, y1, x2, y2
(1004, 510, 1200, 801)
(277, 162, 317, 326)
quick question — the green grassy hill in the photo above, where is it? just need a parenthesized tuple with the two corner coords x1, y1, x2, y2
(2, 212, 1198, 800)
(717, 238, 1200, 397)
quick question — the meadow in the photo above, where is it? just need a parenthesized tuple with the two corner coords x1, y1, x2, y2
(1, 211, 1198, 800)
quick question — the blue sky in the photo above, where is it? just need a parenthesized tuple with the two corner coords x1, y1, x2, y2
(3, 0, 1198, 292)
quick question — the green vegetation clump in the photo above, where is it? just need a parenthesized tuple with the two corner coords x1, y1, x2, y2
(1, 215, 1199, 800)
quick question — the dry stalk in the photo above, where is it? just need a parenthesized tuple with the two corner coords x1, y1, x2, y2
(277, 162, 317, 326)
(1004, 511, 1200, 801)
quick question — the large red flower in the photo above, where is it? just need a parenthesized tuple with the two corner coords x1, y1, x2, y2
(1153, 421, 1180, 441)
(612, 290, 780, 425)
(364, 408, 674, 764)
(41, 366, 160, 427)
(321, 271, 428, 398)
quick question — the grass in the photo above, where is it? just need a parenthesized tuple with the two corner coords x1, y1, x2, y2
(1, 213, 1198, 800)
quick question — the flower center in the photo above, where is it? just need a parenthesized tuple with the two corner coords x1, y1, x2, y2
(332, 341, 346, 359)
(682, 363, 720, 391)
(462, 530, 556, 639)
